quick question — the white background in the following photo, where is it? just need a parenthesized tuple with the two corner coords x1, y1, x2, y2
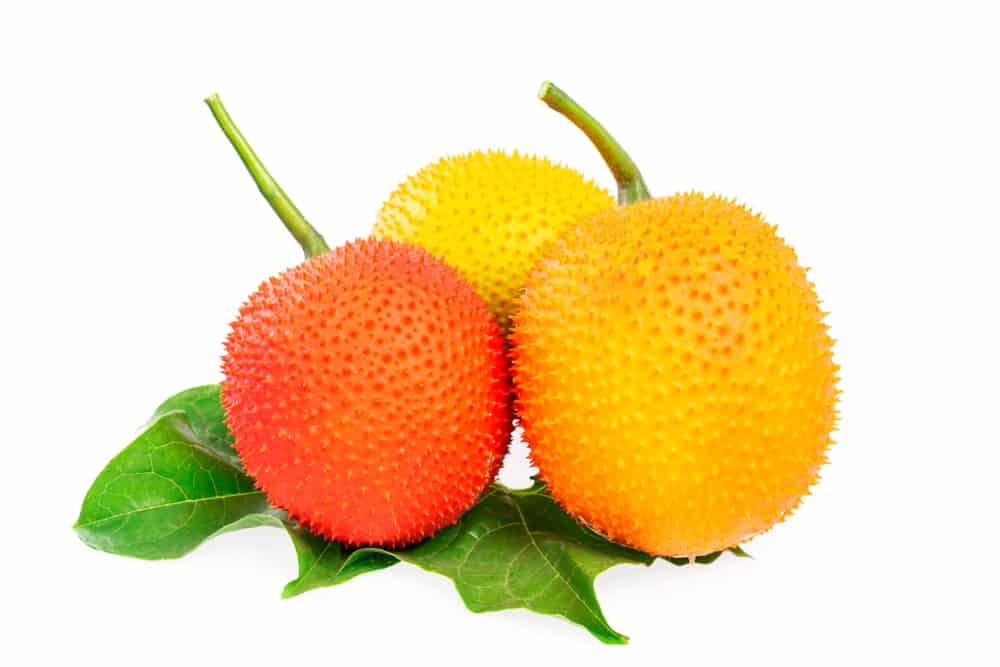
(2, 1, 997, 665)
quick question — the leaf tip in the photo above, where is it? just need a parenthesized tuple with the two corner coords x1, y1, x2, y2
(72, 519, 94, 543)
(599, 631, 630, 645)
(729, 545, 753, 559)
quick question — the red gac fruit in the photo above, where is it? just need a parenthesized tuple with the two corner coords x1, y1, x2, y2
(222, 238, 512, 547)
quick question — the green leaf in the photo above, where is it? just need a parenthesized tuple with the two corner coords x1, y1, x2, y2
(75, 385, 399, 590)
(401, 482, 654, 644)
(281, 481, 752, 643)
(281, 524, 399, 598)
(152, 384, 243, 471)
(74, 386, 273, 559)
(281, 482, 654, 644)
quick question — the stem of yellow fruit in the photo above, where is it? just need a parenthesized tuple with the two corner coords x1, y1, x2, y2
(204, 94, 330, 258)
(538, 81, 651, 205)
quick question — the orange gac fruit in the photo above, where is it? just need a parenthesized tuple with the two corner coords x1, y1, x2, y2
(513, 82, 839, 557)
(222, 239, 512, 547)
(513, 194, 838, 557)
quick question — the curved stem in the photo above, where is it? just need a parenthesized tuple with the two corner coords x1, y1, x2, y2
(538, 81, 651, 205)
(204, 94, 329, 258)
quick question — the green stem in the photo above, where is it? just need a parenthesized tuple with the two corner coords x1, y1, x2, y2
(538, 81, 651, 205)
(204, 93, 329, 258)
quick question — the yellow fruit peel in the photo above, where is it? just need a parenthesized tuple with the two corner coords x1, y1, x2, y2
(373, 150, 614, 332)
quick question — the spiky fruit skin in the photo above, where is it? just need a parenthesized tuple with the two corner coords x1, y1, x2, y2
(512, 193, 838, 557)
(372, 150, 614, 332)
(222, 239, 512, 547)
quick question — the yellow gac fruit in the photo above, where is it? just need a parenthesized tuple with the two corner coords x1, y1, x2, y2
(372, 150, 614, 332)
(511, 82, 839, 557)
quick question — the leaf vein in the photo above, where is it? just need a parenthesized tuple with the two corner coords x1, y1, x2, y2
(510, 500, 607, 629)
(76, 490, 266, 529)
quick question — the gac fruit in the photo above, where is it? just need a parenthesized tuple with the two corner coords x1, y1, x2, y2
(512, 83, 839, 556)
(372, 150, 614, 332)
(222, 239, 511, 546)
(204, 95, 511, 546)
